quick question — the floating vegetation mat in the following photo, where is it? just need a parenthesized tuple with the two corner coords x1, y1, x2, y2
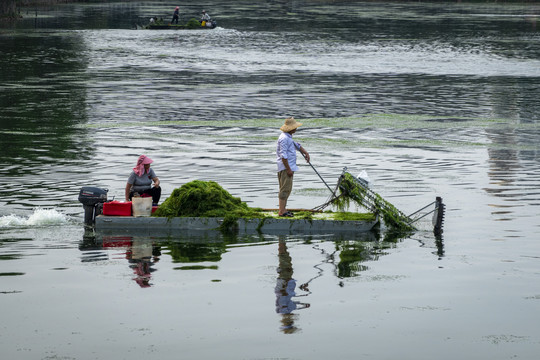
(80, 114, 516, 130)
(331, 172, 415, 234)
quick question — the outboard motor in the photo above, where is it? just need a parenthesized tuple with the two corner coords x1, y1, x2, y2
(78, 187, 108, 226)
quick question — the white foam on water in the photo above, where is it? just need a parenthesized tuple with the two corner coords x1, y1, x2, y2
(0, 208, 71, 228)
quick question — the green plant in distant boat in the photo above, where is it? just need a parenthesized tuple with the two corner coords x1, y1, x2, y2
(186, 18, 201, 29)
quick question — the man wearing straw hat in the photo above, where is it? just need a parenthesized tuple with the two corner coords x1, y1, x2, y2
(276, 117, 310, 217)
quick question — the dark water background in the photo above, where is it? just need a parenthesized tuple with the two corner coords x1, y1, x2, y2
(1, 1, 540, 359)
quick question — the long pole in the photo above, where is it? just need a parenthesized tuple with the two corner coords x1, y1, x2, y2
(300, 152, 335, 196)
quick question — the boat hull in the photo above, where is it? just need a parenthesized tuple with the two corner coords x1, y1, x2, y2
(95, 215, 378, 235)
(142, 20, 217, 30)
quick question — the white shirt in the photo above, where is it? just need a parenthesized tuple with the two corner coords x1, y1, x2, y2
(276, 132, 301, 172)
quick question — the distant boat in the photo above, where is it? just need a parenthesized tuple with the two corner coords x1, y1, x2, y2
(137, 19, 217, 30)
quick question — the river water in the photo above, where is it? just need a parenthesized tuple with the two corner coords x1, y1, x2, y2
(1, 1, 540, 359)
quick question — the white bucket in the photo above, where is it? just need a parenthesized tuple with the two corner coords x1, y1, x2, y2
(132, 197, 153, 217)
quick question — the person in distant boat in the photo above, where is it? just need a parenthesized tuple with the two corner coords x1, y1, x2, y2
(125, 155, 161, 205)
(171, 6, 180, 24)
(149, 17, 155, 24)
(276, 117, 310, 217)
(200, 10, 211, 23)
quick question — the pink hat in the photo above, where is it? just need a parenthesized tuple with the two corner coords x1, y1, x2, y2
(133, 155, 153, 176)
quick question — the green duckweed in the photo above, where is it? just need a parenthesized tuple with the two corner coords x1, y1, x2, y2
(331, 212, 377, 222)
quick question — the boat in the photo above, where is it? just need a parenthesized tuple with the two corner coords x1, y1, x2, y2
(138, 19, 217, 30)
(78, 185, 378, 235)
(78, 169, 444, 237)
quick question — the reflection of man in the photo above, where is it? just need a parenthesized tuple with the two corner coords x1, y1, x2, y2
(275, 277, 298, 313)
(275, 240, 309, 333)
(126, 238, 161, 288)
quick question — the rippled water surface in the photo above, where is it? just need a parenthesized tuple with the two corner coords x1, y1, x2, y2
(1, 1, 540, 359)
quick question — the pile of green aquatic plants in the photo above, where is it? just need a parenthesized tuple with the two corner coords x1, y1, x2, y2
(153, 180, 264, 218)
(148, 18, 202, 29)
(333, 172, 415, 233)
(153, 180, 265, 232)
(186, 18, 202, 29)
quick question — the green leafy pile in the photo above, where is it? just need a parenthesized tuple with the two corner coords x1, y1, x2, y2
(153, 180, 266, 232)
(186, 18, 202, 29)
(334, 172, 415, 233)
(154, 180, 252, 218)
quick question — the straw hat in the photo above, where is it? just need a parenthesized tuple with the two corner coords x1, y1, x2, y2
(280, 117, 302, 132)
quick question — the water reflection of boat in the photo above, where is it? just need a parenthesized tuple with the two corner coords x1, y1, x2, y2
(78, 231, 384, 293)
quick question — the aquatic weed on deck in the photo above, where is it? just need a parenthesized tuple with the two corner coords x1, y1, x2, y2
(153, 180, 266, 232)
(153, 180, 253, 218)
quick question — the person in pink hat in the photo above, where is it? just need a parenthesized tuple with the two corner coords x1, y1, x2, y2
(125, 155, 161, 205)
(276, 117, 310, 217)
(171, 6, 180, 24)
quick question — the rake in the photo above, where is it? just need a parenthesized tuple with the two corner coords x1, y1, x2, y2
(313, 167, 445, 235)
